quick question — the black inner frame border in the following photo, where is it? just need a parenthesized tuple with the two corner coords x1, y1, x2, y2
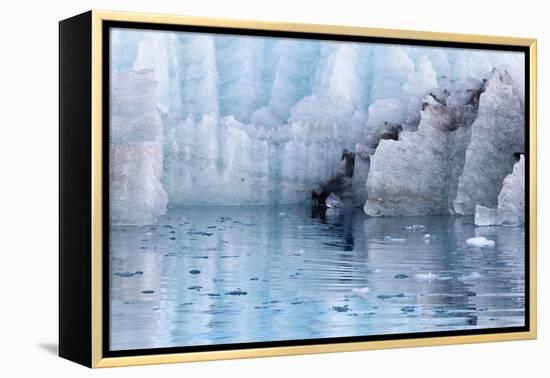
(102, 20, 531, 359)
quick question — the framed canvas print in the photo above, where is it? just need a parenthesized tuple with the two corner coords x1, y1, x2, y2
(59, 10, 537, 368)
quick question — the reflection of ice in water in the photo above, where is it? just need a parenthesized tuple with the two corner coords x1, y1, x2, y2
(109, 206, 525, 351)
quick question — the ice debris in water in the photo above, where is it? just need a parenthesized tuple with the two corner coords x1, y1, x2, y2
(351, 287, 370, 296)
(383, 236, 406, 242)
(466, 237, 495, 248)
(326, 193, 343, 208)
(458, 272, 482, 281)
(403, 224, 426, 231)
(414, 272, 438, 281)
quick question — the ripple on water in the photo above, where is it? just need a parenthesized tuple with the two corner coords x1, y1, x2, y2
(109, 206, 525, 351)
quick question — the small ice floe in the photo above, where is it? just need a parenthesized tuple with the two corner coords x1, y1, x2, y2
(414, 272, 438, 281)
(466, 237, 495, 248)
(458, 272, 482, 281)
(373, 269, 382, 273)
(278, 212, 286, 217)
(326, 193, 342, 208)
(383, 236, 407, 242)
(403, 224, 425, 231)
(351, 287, 370, 296)
(423, 233, 432, 244)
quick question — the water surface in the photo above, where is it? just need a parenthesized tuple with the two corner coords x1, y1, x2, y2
(110, 206, 525, 351)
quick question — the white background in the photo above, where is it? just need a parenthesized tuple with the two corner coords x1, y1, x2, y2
(0, 0, 547, 376)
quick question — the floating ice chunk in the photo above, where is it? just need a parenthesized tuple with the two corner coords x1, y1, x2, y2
(326, 193, 342, 208)
(423, 233, 432, 239)
(466, 237, 495, 248)
(404, 224, 426, 231)
(414, 272, 438, 281)
(459, 272, 482, 281)
(351, 287, 370, 296)
(383, 236, 407, 242)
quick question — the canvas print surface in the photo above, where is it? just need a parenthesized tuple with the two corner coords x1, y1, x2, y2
(108, 27, 526, 352)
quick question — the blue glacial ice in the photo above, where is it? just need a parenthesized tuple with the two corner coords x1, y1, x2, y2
(108, 28, 525, 225)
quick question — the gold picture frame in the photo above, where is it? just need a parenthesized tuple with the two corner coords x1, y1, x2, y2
(59, 10, 537, 368)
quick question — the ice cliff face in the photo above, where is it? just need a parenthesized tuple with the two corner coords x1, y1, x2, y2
(364, 78, 482, 216)
(109, 70, 168, 225)
(453, 69, 525, 215)
(109, 28, 525, 224)
(475, 155, 525, 226)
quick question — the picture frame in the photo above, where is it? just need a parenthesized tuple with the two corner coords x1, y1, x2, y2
(59, 10, 537, 368)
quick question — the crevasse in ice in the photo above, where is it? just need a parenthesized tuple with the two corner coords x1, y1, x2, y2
(109, 28, 525, 224)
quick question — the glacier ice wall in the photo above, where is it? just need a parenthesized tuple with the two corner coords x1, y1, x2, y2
(109, 27, 525, 224)
(109, 70, 168, 225)
(364, 78, 482, 216)
(475, 155, 525, 226)
(453, 68, 525, 215)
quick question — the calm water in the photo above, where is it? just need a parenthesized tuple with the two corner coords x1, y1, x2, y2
(109, 206, 525, 351)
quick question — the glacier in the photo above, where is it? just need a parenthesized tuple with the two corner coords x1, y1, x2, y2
(109, 27, 525, 225)
(475, 155, 525, 226)
(109, 70, 168, 225)
(453, 68, 525, 215)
